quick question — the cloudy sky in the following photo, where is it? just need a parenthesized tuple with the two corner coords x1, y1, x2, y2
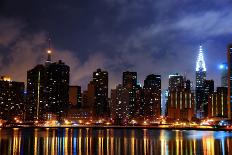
(0, 0, 231, 90)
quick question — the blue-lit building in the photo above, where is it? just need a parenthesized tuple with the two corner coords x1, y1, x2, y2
(195, 46, 207, 118)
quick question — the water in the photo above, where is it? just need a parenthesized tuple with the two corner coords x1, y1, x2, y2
(0, 128, 232, 155)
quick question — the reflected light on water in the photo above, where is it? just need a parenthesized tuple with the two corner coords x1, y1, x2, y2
(1, 128, 232, 154)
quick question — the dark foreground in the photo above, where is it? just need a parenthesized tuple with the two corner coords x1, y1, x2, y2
(0, 128, 232, 155)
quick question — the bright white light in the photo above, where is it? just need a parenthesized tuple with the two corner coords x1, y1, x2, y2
(196, 45, 206, 72)
(219, 64, 224, 69)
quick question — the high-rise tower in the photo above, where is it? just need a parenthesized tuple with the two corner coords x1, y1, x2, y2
(227, 44, 232, 119)
(195, 45, 207, 118)
(26, 39, 70, 121)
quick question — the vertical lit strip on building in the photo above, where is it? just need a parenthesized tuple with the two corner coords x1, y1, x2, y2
(175, 92, 177, 108)
(189, 94, 191, 108)
(185, 93, 187, 108)
(212, 95, 214, 116)
(216, 94, 218, 115)
(180, 92, 182, 109)
(221, 93, 224, 116)
(36, 71, 40, 120)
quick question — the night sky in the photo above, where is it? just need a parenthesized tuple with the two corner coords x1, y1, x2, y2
(0, 0, 231, 90)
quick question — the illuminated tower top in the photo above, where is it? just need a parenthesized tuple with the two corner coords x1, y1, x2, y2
(46, 38, 52, 64)
(196, 45, 206, 72)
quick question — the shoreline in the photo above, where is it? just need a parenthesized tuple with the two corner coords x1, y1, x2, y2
(1, 125, 232, 131)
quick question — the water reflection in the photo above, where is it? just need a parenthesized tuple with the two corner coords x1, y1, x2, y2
(0, 128, 232, 155)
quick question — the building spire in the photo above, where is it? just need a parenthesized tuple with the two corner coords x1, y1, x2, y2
(46, 37, 52, 64)
(196, 45, 206, 72)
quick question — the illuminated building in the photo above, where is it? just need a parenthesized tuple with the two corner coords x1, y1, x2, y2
(161, 89, 169, 116)
(111, 84, 130, 124)
(195, 45, 207, 118)
(141, 74, 161, 118)
(92, 69, 109, 118)
(123, 71, 137, 88)
(167, 74, 194, 121)
(26, 65, 46, 121)
(168, 73, 184, 91)
(122, 71, 138, 118)
(228, 44, 232, 119)
(208, 87, 227, 118)
(0, 76, 25, 121)
(219, 63, 228, 87)
(202, 80, 214, 117)
(26, 45, 70, 121)
(167, 90, 194, 122)
(69, 86, 82, 108)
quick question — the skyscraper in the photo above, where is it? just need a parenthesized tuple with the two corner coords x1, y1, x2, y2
(0, 76, 25, 121)
(92, 69, 109, 118)
(195, 45, 206, 118)
(122, 71, 138, 118)
(142, 74, 161, 118)
(26, 65, 46, 121)
(111, 84, 130, 124)
(202, 80, 214, 117)
(26, 45, 70, 121)
(167, 74, 195, 121)
(227, 44, 232, 119)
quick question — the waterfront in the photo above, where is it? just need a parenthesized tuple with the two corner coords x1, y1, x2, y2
(0, 128, 232, 155)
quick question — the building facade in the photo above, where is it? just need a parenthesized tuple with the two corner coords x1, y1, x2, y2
(228, 44, 232, 119)
(0, 76, 25, 121)
(92, 69, 109, 118)
(26, 49, 69, 121)
(208, 87, 227, 118)
(111, 84, 130, 124)
(202, 80, 214, 117)
(167, 74, 194, 122)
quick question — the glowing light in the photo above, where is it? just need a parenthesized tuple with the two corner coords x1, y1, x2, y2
(196, 45, 206, 71)
(219, 64, 224, 69)
(47, 50, 52, 54)
(219, 63, 228, 70)
(0, 76, 11, 82)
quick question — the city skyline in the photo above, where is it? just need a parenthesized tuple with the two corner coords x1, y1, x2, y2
(1, 0, 231, 90)
(0, 44, 225, 91)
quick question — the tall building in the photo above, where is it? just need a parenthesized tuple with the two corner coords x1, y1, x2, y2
(122, 71, 138, 118)
(168, 73, 184, 91)
(228, 44, 232, 119)
(219, 63, 228, 87)
(26, 46, 70, 121)
(111, 84, 130, 124)
(167, 90, 195, 122)
(167, 74, 194, 121)
(202, 80, 214, 117)
(208, 87, 227, 118)
(141, 74, 161, 118)
(92, 69, 109, 118)
(26, 65, 46, 121)
(195, 45, 207, 118)
(45, 60, 70, 117)
(0, 76, 25, 121)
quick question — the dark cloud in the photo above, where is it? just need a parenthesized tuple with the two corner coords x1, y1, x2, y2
(0, 0, 231, 91)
